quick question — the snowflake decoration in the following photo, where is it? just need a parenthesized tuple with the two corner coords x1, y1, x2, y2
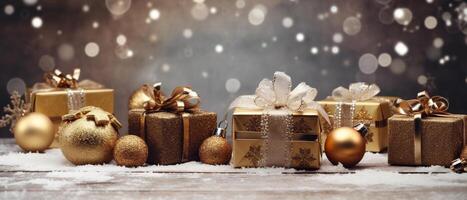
(292, 148, 316, 169)
(0, 91, 31, 132)
(353, 106, 373, 126)
(292, 118, 312, 133)
(243, 116, 262, 132)
(244, 145, 263, 167)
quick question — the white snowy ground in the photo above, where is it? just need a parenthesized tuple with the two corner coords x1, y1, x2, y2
(0, 139, 466, 200)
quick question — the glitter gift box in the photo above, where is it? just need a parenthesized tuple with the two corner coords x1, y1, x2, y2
(388, 114, 466, 166)
(128, 110, 217, 165)
(231, 108, 322, 170)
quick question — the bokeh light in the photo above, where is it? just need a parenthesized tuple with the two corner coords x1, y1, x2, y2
(4, 5, 14, 15)
(343, 17, 361, 35)
(393, 8, 413, 26)
(191, 3, 209, 21)
(38, 55, 55, 72)
(57, 43, 75, 61)
(248, 4, 267, 26)
(378, 53, 392, 67)
(394, 41, 409, 56)
(31, 17, 43, 29)
(106, 0, 132, 16)
(215, 44, 224, 53)
(149, 9, 160, 20)
(84, 42, 100, 57)
(225, 78, 241, 93)
(6, 78, 26, 95)
(358, 53, 378, 74)
(424, 16, 438, 29)
(282, 17, 294, 28)
(296, 33, 305, 42)
(390, 58, 406, 74)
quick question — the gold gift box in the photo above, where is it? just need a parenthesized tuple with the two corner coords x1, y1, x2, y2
(318, 98, 393, 152)
(231, 108, 322, 170)
(29, 89, 114, 148)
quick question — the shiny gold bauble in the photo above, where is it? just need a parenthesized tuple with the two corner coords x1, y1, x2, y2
(13, 113, 54, 152)
(59, 111, 118, 165)
(325, 127, 366, 168)
(199, 136, 232, 165)
(113, 135, 148, 167)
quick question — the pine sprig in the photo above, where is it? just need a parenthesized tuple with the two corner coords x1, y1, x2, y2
(0, 91, 31, 132)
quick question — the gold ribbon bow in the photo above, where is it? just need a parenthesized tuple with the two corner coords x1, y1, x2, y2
(394, 91, 450, 165)
(129, 83, 200, 113)
(45, 68, 81, 89)
(129, 83, 201, 163)
(395, 91, 449, 118)
(32, 68, 104, 91)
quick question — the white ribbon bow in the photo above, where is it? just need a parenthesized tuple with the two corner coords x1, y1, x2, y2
(331, 82, 380, 102)
(229, 71, 330, 124)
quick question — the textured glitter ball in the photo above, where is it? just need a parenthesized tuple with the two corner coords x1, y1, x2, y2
(199, 135, 232, 165)
(113, 135, 148, 167)
(59, 107, 119, 165)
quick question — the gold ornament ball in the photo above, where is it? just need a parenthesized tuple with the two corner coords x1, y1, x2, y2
(325, 127, 366, 168)
(59, 112, 118, 165)
(199, 136, 232, 165)
(13, 112, 54, 152)
(114, 135, 148, 167)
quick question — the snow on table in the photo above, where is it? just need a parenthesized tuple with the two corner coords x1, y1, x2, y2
(0, 139, 466, 200)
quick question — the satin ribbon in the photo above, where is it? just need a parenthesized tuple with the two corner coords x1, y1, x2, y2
(229, 72, 328, 167)
(394, 91, 450, 165)
(331, 82, 381, 102)
(330, 82, 380, 128)
(129, 83, 200, 162)
(229, 72, 330, 123)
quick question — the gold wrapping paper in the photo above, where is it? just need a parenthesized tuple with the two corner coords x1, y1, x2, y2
(231, 108, 322, 170)
(318, 98, 393, 152)
(29, 89, 114, 148)
(388, 114, 466, 166)
(128, 109, 217, 165)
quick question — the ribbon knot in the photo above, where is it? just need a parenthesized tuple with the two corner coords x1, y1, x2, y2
(395, 91, 449, 118)
(331, 82, 380, 102)
(45, 68, 81, 89)
(229, 71, 329, 123)
(129, 82, 200, 113)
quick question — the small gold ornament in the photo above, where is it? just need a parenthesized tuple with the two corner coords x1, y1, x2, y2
(13, 112, 54, 152)
(324, 123, 368, 168)
(199, 122, 232, 165)
(59, 106, 121, 165)
(113, 135, 148, 167)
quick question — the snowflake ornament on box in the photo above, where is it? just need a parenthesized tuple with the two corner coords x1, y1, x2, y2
(0, 91, 31, 132)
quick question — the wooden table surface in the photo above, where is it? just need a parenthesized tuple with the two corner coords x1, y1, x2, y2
(1, 139, 466, 200)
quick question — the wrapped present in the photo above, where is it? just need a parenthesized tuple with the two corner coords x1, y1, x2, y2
(28, 69, 114, 148)
(388, 91, 466, 166)
(128, 83, 217, 165)
(318, 83, 393, 152)
(229, 72, 329, 170)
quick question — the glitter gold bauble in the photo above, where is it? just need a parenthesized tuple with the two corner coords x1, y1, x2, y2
(324, 125, 367, 168)
(199, 135, 232, 165)
(113, 135, 148, 167)
(13, 112, 54, 152)
(59, 107, 120, 165)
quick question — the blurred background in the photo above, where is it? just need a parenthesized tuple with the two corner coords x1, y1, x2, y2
(0, 0, 466, 136)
